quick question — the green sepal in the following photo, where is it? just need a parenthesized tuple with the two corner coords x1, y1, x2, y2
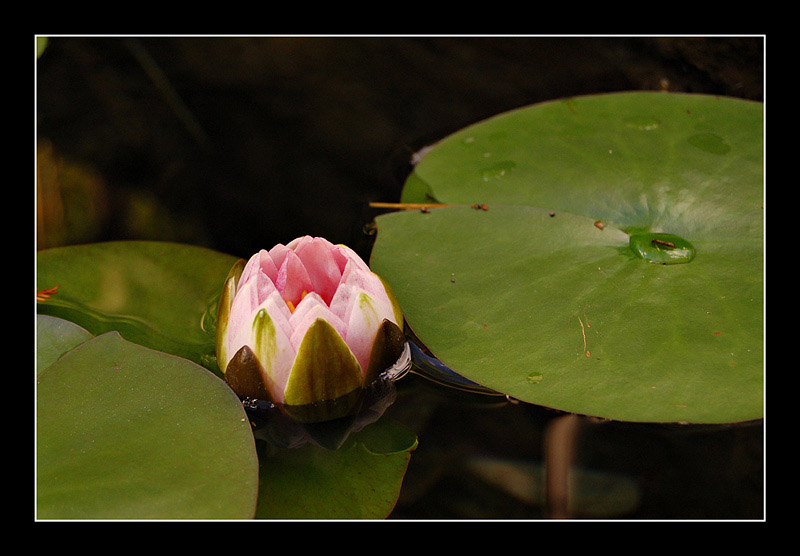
(375, 273, 404, 330)
(224, 345, 272, 401)
(365, 319, 406, 385)
(283, 317, 364, 415)
(251, 307, 286, 398)
(214, 258, 245, 373)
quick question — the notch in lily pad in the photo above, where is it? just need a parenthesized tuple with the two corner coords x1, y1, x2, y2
(629, 232, 696, 265)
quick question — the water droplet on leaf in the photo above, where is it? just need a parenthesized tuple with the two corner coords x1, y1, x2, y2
(526, 372, 543, 384)
(629, 233, 696, 265)
(481, 160, 516, 181)
(625, 117, 660, 131)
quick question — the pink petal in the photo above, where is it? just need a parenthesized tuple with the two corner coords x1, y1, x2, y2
(252, 269, 278, 306)
(223, 280, 259, 369)
(256, 291, 294, 338)
(330, 282, 394, 351)
(238, 259, 282, 309)
(238, 250, 263, 289)
(338, 260, 391, 307)
(248, 298, 297, 403)
(258, 250, 279, 283)
(286, 235, 312, 251)
(275, 250, 315, 306)
(294, 237, 342, 305)
(328, 282, 358, 323)
(268, 243, 290, 271)
(239, 249, 280, 288)
(342, 291, 384, 377)
(288, 299, 348, 352)
(289, 291, 327, 326)
(331, 244, 370, 273)
(331, 276, 396, 327)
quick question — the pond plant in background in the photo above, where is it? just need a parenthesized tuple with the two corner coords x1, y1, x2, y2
(36, 91, 763, 519)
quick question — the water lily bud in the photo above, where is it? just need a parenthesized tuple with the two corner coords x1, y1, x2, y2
(216, 236, 404, 422)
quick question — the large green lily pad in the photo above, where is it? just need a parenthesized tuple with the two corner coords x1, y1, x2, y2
(371, 92, 763, 424)
(37, 331, 259, 519)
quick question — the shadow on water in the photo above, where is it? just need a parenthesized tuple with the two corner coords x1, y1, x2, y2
(385, 368, 763, 520)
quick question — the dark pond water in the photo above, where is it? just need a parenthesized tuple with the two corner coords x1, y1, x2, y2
(36, 36, 764, 519)
(385, 372, 762, 519)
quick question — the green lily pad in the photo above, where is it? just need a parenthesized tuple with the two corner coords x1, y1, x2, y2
(255, 419, 417, 519)
(36, 241, 238, 370)
(37, 332, 259, 519)
(372, 92, 763, 424)
(37, 314, 93, 375)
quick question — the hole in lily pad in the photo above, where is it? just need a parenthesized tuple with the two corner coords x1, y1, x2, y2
(629, 233, 696, 265)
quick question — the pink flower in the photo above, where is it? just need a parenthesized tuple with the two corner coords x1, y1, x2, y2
(215, 236, 404, 421)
